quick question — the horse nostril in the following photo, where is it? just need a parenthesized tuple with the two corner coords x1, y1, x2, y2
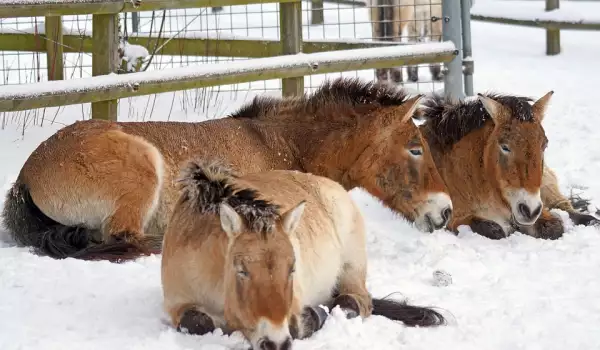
(531, 204, 542, 219)
(441, 207, 453, 223)
(259, 339, 277, 350)
(280, 337, 292, 350)
(518, 203, 531, 219)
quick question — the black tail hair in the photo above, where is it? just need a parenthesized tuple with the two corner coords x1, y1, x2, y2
(371, 297, 446, 327)
(1, 179, 156, 262)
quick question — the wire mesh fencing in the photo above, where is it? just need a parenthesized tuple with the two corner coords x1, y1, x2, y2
(0, 0, 455, 128)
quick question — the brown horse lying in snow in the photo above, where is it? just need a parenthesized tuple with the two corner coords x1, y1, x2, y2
(417, 91, 599, 240)
(1, 77, 453, 262)
(161, 158, 446, 350)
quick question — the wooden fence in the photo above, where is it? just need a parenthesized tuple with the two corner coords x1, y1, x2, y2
(470, 0, 600, 56)
(0, 0, 459, 120)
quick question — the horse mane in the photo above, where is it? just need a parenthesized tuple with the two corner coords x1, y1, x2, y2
(228, 77, 411, 121)
(176, 158, 281, 235)
(418, 92, 535, 151)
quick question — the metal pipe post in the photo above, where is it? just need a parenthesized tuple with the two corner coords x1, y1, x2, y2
(460, 0, 473, 96)
(131, 11, 139, 33)
(442, 0, 464, 99)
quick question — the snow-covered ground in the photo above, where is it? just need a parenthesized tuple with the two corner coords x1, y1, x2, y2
(2, 6, 600, 350)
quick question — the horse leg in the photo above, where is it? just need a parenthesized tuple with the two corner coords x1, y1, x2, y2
(330, 263, 373, 319)
(101, 186, 161, 246)
(541, 165, 600, 226)
(451, 216, 508, 240)
(428, 3, 444, 81)
(376, 68, 390, 82)
(389, 2, 405, 84)
(405, 19, 419, 82)
(516, 208, 564, 240)
(370, 0, 390, 83)
(170, 304, 217, 335)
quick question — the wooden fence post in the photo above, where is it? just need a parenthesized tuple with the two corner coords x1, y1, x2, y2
(280, 1, 304, 97)
(545, 0, 560, 55)
(311, 0, 324, 25)
(92, 13, 119, 120)
(45, 16, 64, 81)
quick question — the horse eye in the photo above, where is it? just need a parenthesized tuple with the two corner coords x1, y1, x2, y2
(409, 148, 423, 156)
(236, 267, 249, 279)
(289, 265, 296, 275)
(500, 144, 511, 153)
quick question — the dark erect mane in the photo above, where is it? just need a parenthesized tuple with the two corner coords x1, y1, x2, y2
(418, 92, 535, 151)
(228, 77, 411, 120)
(176, 158, 280, 235)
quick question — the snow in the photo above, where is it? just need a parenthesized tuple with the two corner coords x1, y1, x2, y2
(126, 30, 406, 45)
(119, 41, 150, 72)
(471, 0, 600, 24)
(3, 7, 600, 350)
(0, 41, 455, 103)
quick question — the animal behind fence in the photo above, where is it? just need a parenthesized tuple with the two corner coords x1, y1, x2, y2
(368, 0, 444, 84)
(161, 158, 447, 350)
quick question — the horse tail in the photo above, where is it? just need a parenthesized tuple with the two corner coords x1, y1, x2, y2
(371, 297, 446, 327)
(1, 178, 153, 262)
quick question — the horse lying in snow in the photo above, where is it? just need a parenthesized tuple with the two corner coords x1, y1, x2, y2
(417, 91, 599, 239)
(161, 158, 446, 350)
(1, 77, 453, 262)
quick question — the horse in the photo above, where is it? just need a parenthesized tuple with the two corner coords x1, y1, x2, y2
(1, 77, 452, 262)
(368, 0, 444, 84)
(417, 91, 598, 240)
(161, 158, 447, 350)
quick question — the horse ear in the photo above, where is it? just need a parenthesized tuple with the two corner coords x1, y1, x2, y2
(219, 202, 242, 239)
(401, 94, 424, 123)
(532, 90, 554, 122)
(477, 94, 504, 123)
(281, 200, 306, 235)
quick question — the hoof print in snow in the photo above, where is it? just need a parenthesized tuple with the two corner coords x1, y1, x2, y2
(432, 270, 452, 287)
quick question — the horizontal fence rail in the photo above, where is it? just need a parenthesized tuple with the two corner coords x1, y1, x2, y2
(0, 30, 416, 57)
(0, 42, 457, 112)
(0, 0, 300, 18)
(470, 0, 600, 55)
(471, 4, 600, 30)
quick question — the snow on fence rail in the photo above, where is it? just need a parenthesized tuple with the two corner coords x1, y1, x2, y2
(0, 28, 414, 58)
(470, 0, 600, 55)
(0, 42, 457, 113)
(0, 0, 297, 18)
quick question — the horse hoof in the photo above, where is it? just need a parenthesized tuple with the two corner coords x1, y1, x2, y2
(178, 309, 215, 335)
(332, 294, 360, 319)
(569, 211, 600, 227)
(106, 231, 141, 244)
(303, 306, 328, 332)
(535, 217, 564, 240)
(470, 219, 506, 240)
